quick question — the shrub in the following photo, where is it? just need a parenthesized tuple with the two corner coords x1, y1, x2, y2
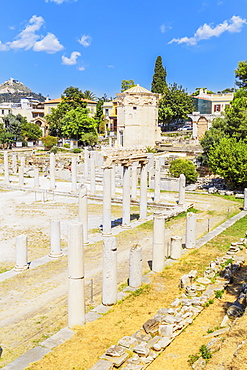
(63, 143, 70, 148)
(71, 148, 81, 153)
(169, 158, 198, 184)
(41, 136, 58, 149)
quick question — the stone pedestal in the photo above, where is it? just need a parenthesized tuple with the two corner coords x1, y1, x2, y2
(154, 159, 160, 202)
(4, 151, 9, 183)
(90, 157, 96, 194)
(71, 156, 77, 192)
(102, 236, 117, 305)
(186, 212, 196, 249)
(50, 153, 56, 190)
(102, 167, 112, 235)
(139, 164, 147, 220)
(122, 165, 131, 228)
(170, 236, 183, 259)
(178, 174, 186, 205)
(49, 220, 63, 258)
(129, 245, 142, 288)
(152, 211, 165, 272)
(68, 222, 85, 328)
(14, 234, 28, 271)
(244, 188, 247, 211)
(78, 184, 89, 245)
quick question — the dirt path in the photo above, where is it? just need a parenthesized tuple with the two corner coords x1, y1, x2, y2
(0, 191, 243, 368)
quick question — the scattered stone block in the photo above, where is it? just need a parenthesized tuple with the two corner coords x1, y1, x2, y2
(170, 298, 181, 307)
(100, 353, 129, 367)
(147, 336, 162, 348)
(89, 359, 113, 370)
(159, 324, 173, 337)
(197, 277, 211, 285)
(118, 336, 137, 348)
(153, 337, 171, 351)
(133, 344, 150, 357)
(133, 330, 152, 342)
(105, 345, 126, 357)
(143, 318, 159, 334)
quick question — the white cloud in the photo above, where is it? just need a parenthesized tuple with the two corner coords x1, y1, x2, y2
(33, 33, 64, 53)
(169, 15, 246, 46)
(62, 51, 81, 65)
(160, 23, 172, 33)
(78, 66, 85, 71)
(78, 35, 92, 47)
(0, 15, 64, 53)
(108, 65, 114, 68)
(45, 0, 75, 3)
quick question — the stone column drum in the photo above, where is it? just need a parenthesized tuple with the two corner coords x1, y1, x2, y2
(129, 244, 142, 288)
(170, 236, 183, 260)
(152, 211, 165, 272)
(14, 234, 28, 271)
(102, 235, 117, 306)
(49, 220, 63, 258)
(178, 174, 186, 205)
(78, 184, 89, 245)
(186, 212, 196, 249)
(122, 165, 131, 228)
(68, 222, 85, 328)
(139, 163, 147, 220)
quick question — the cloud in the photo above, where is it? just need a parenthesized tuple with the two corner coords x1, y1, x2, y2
(78, 35, 92, 47)
(45, 0, 77, 3)
(108, 65, 114, 68)
(0, 15, 64, 53)
(169, 15, 246, 46)
(62, 51, 81, 65)
(160, 23, 172, 33)
(78, 66, 85, 71)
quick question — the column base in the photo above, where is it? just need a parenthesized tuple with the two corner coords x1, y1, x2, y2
(122, 224, 131, 229)
(14, 264, 29, 272)
(102, 232, 113, 237)
(48, 252, 64, 258)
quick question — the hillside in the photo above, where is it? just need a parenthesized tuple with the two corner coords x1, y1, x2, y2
(0, 78, 46, 103)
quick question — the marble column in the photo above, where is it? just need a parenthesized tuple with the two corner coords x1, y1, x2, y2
(84, 147, 89, 179)
(154, 158, 161, 202)
(178, 174, 186, 205)
(71, 156, 77, 192)
(68, 222, 85, 328)
(34, 167, 39, 188)
(111, 164, 116, 198)
(186, 212, 196, 249)
(14, 234, 28, 271)
(12, 153, 17, 174)
(129, 244, 142, 288)
(122, 165, 131, 228)
(102, 235, 117, 305)
(152, 211, 165, 272)
(49, 220, 63, 258)
(20, 155, 25, 168)
(19, 166, 24, 186)
(131, 162, 138, 200)
(4, 151, 9, 183)
(90, 157, 96, 194)
(244, 188, 247, 211)
(102, 167, 112, 235)
(170, 236, 183, 260)
(140, 163, 147, 220)
(78, 184, 89, 245)
(50, 153, 56, 190)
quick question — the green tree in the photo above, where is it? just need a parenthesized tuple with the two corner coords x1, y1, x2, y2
(3, 113, 26, 140)
(151, 56, 167, 94)
(83, 90, 97, 101)
(61, 107, 97, 140)
(207, 137, 247, 189)
(21, 122, 42, 141)
(235, 60, 247, 88)
(192, 88, 215, 96)
(121, 80, 136, 92)
(200, 117, 227, 163)
(169, 158, 198, 184)
(61, 86, 87, 109)
(81, 132, 98, 146)
(158, 83, 194, 127)
(41, 135, 58, 149)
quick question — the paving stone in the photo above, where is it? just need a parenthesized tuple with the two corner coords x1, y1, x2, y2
(89, 359, 113, 370)
(2, 346, 51, 370)
(159, 324, 173, 337)
(118, 336, 138, 348)
(133, 344, 149, 357)
(204, 327, 230, 338)
(86, 311, 101, 323)
(41, 327, 74, 349)
(196, 277, 211, 285)
(153, 337, 171, 351)
(93, 304, 112, 314)
(147, 336, 162, 348)
(105, 345, 126, 357)
(100, 352, 129, 367)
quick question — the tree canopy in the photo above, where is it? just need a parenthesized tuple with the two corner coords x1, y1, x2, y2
(121, 80, 136, 92)
(235, 60, 247, 88)
(151, 56, 167, 94)
(158, 83, 194, 125)
(169, 158, 198, 184)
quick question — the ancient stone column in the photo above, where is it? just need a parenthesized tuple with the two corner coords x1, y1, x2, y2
(129, 244, 142, 288)
(186, 212, 196, 249)
(111, 164, 116, 198)
(170, 236, 183, 260)
(49, 220, 63, 258)
(50, 152, 56, 190)
(140, 163, 147, 220)
(14, 234, 28, 272)
(102, 235, 117, 305)
(19, 166, 24, 186)
(68, 222, 85, 328)
(102, 167, 112, 235)
(109, 136, 113, 147)
(34, 167, 39, 188)
(12, 153, 17, 174)
(244, 188, 247, 211)
(154, 158, 161, 202)
(20, 155, 25, 168)
(4, 151, 9, 183)
(131, 162, 138, 200)
(90, 157, 96, 194)
(78, 184, 89, 245)
(178, 174, 186, 205)
(152, 211, 165, 272)
(71, 156, 77, 192)
(122, 165, 131, 228)
(84, 147, 89, 179)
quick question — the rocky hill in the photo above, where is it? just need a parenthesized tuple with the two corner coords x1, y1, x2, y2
(0, 78, 46, 103)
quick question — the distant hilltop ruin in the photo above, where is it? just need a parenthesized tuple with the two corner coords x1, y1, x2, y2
(0, 78, 46, 103)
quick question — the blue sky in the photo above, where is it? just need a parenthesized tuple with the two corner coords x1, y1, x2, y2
(1, 0, 247, 99)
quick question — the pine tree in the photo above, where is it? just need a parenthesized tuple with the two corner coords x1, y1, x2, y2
(151, 56, 167, 94)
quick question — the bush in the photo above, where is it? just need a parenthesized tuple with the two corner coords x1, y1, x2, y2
(50, 146, 59, 154)
(41, 135, 58, 149)
(169, 158, 198, 184)
(71, 148, 81, 153)
(63, 143, 70, 148)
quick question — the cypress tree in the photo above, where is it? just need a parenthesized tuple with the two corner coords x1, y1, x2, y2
(151, 56, 167, 94)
